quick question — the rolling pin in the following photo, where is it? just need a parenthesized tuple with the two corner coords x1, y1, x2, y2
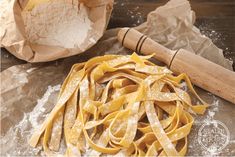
(117, 28, 235, 104)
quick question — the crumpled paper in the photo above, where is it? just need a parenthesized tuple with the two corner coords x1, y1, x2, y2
(0, 0, 113, 62)
(0, 0, 234, 156)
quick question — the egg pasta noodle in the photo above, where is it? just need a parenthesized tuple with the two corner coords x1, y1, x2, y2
(29, 53, 208, 156)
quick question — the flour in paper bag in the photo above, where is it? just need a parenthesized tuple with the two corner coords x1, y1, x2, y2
(22, 1, 92, 49)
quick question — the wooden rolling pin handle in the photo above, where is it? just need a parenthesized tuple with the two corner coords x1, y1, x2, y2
(118, 28, 176, 66)
(117, 27, 235, 104)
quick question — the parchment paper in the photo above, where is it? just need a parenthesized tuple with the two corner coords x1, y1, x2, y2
(1, 0, 234, 156)
(0, 0, 113, 62)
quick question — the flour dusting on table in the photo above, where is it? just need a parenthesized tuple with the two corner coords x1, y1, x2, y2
(188, 95, 233, 156)
(29, 84, 61, 129)
(0, 84, 61, 156)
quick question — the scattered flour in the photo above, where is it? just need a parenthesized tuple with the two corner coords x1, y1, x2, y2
(189, 95, 232, 156)
(113, 1, 144, 26)
(208, 110, 215, 119)
(29, 84, 61, 129)
(22, 1, 92, 48)
(10, 72, 28, 84)
(26, 67, 37, 73)
(205, 97, 219, 122)
(1, 84, 61, 156)
(198, 23, 234, 66)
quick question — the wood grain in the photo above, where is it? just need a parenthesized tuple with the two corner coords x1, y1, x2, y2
(1, 0, 234, 70)
(108, 0, 235, 70)
(118, 28, 235, 103)
(171, 49, 235, 104)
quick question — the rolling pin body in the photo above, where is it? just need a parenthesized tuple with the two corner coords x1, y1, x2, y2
(118, 28, 235, 104)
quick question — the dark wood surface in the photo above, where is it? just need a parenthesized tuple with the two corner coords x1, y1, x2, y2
(108, 0, 235, 70)
(1, 0, 235, 70)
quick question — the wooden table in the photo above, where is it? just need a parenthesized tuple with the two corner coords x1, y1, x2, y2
(0, 1, 234, 156)
(1, 0, 234, 70)
(108, 0, 235, 70)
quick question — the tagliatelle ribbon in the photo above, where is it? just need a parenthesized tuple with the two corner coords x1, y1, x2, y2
(29, 53, 208, 156)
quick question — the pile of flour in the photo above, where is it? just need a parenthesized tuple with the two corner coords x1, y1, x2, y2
(22, 1, 92, 49)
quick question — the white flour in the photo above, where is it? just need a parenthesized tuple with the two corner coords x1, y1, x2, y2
(188, 95, 233, 156)
(22, 1, 92, 49)
(1, 84, 61, 156)
(26, 67, 37, 73)
(29, 84, 61, 129)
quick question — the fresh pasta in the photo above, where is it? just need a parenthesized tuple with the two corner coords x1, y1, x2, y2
(29, 53, 208, 156)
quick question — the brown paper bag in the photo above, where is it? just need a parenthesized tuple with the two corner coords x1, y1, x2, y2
(0, 0, 113, 62)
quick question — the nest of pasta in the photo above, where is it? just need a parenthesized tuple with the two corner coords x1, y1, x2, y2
(29, 53, 208, 156)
